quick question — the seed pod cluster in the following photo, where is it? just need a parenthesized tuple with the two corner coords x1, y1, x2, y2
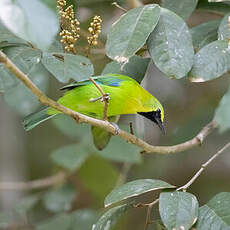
(57, 0, 80, 53)
(87, 16, 102, 46)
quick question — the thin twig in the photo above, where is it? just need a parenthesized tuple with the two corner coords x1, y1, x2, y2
(0, 50, 218, 154)
(177, 142, 230, 191)
(89, 77, 109, 120)
(137, 142, 230, 229)
(129, 122, 134, 135)
(144, 198, 159, 230)
(112, 2, 127, 12)
(0, 171, 67, 191)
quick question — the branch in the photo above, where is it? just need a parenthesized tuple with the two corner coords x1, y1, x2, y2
(177, 141, 230, 191)
(137, 141, 230, 229)
(0, 171, 67, 191)
(0, 50, 218, 154)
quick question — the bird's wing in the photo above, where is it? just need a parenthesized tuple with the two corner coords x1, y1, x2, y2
(60, 74, 131, 91)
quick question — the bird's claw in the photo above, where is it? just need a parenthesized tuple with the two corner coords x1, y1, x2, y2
(101, 93, 110, 102)
(110, 122, 120, 135)
(89, 93, 110, 103)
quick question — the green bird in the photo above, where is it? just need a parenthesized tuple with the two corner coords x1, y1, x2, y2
(23, 74, 165, 140)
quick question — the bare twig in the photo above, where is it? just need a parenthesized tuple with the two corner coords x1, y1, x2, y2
(177, 142, 230, 191)
(112, 2, 127, 12)
(138, 141, 230, 229)
(0, 50, 218, 154)
(144, 198, 159, 230)
(89, 77, 109, 120)
(0, 171, 67, 191)
(129, 122, 134, 135)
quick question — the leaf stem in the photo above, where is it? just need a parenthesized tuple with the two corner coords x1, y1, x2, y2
(0, 172, 67, 190)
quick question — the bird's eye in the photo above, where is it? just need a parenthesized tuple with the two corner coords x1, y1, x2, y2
(156, 109, 161, 119)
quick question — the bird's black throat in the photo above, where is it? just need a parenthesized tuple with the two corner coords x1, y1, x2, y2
(138, 110, 165, 134)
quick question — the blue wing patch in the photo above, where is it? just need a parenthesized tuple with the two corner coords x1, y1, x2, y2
(60, 75, 124, 91)
(107, 82, 120, 86)
(96, 78, 122, 87)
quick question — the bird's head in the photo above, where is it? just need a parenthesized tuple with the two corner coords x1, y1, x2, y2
(138, 106, 165, 134)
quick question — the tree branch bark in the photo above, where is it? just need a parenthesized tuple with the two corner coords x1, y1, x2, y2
(0, 171, 67, 191)
(0, 50, 218, 154)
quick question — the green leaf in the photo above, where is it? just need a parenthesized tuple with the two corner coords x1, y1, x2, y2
(40, 0, 58, 12)
(102, 56, 150, 83)
(196, 192, 230, 229)
(4, 64, 49, 116)
(105, 179, 175, 207)
(147, 8, 194, 79)
(37, 214, 72, 230)
(0, 22, 27, 47)
(95, 136, 141, 164)
(41, 52, 94, 83)
(161, 0, 198, 19)
(159, 191, 199, 230)
(0, 46, 41, 92)
(214, 86, 230, 133)
(91, 126, 112, 151)
(218, 13, 230, 41)
(106, 4, 160, 63)
(197, 0, 230, 15)
(0, 0, 58, 50)
(43, 184, 76, 213)
(0, 212, 13, 228)
(93, 204, 129, 230)
(47, 38, 64, 53)
(78, 156, 119, 202)
(70, 209, 99, 230)
(52, 114, 90, 139)
(191, 19, 220, 50)
(14, 194, 40, 218)
(51, 144, 90, 171)
(189, 40, 230, 82)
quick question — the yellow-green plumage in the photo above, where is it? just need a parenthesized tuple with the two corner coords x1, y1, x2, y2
(23, 74, 164, 132)
(47, 74, 164, 120)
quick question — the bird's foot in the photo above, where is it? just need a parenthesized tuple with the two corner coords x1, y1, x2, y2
(89, 93, 110, 103)
(110, 122, 120, 135)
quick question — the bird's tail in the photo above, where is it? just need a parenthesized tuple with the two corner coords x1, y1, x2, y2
(22, 108, 56, 131)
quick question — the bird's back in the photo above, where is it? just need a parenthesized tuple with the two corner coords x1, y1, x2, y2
(48, 74, 157, 118)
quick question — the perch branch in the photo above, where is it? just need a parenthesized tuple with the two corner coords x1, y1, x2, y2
(0, 50, 218, 154)
(0, 171, 67, 191)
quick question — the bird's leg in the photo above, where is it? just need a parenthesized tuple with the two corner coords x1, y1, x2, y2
(89, 77, 110, 120)
(108, 121, 120, 135)
(89, 93, 110, 103)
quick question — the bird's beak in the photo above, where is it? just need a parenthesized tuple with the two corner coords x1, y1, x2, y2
(155, 118, 165, 135)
